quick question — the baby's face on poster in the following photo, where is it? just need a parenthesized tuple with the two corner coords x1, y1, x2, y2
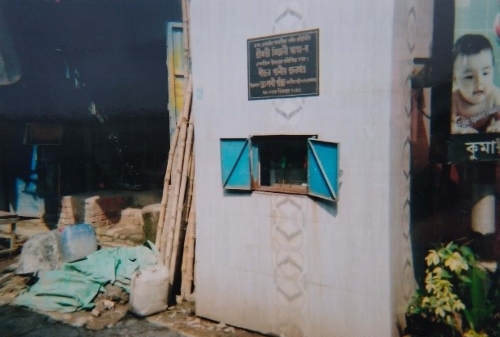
(454, 49, 495, 105)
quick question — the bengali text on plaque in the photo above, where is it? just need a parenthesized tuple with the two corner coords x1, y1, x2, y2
(247, 29, 319, 100)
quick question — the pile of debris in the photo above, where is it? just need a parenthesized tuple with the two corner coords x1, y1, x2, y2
(39, 283, 132, 331)
(0, 264, 28, 306)
(91, 284, 129, 317)
(0, 248, 148, 330)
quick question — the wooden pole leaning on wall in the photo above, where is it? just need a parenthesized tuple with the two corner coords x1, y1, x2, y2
(161, 128, 185, 263)
(184, 156, 195, 224)
(161, 77, 193, 265)
(169, 112, 194, 285)
(157, 75, 193, 258)
(180, 197, 196, 301)
(155, 105, 181, 249)
(162, 118, 187, 265)
(177, 157, 195, 302)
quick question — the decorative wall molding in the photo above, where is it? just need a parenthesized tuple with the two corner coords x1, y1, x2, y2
(271, 195, 308, 337)
(272, 0, 307, 125)
(398, 0, 417, 327)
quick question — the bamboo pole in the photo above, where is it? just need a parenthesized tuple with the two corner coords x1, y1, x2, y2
(169, 112, 194, 284)
(179, 203, 191, 300)
(156, 90, 186, 248)
(181, 197, 196, 299)
(179, 159, 195, 301)
(162, 141, 182, 255)
(156, 75, 193, 250)
(161, 118, 187, 263)
(162, 79, 193, 265)
(183, 155, 195, 224)
(155, 118, 179, 249)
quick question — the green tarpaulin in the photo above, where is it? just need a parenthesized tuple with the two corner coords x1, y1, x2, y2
(14, 243, 160, 312)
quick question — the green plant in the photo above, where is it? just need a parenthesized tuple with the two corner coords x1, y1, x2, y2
(407, 242, 492, 336)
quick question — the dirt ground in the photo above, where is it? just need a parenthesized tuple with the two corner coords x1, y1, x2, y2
(0, 250, 267, 337)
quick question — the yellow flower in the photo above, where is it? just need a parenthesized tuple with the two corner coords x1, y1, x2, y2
(425, 281, 434, 293)
(432, 267, 443, 277)
(435, 306, 446, 317)
(464, 330, 489, 337)
(452, 299, 465, 311)
(426, 250, 440, 266)
(444, 252, 468, 273)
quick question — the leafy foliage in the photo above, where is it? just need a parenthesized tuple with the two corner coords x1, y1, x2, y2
(407, 242, 499, 337)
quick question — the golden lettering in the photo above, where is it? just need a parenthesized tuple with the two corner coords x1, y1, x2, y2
(272, 65, 288, 76)
(256, 48, 262, 59)
(276, 77, 286, 87)
(274, 38, 287, 45)
(256, 47, 271, 59)
(272, 47, 283, 57)
(258, 67, 271, 78)
(297, 34, 311, 42)
(288, 66, 306, 74)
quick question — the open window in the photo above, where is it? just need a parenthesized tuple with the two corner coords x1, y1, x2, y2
(220, 135, 339, 201)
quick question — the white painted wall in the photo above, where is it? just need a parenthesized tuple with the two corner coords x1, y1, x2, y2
(191, 1, 430, 336)
(389, 0, 433, 330)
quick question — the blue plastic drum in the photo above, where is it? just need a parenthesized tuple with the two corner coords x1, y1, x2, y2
(57, 223, 98, 262)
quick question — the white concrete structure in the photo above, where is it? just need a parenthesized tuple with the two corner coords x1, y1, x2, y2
(191, 1, 433, 336)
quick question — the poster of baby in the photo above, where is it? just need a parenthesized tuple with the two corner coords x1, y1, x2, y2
(451, 0, 500, 136)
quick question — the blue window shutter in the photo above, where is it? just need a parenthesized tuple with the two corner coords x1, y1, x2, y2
(220, 138, 252, 190)
(251, 140, 259, 184)
(307, 139, 339, 201)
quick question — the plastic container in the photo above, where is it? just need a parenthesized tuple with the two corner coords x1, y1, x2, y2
(57, 223, 98, 262)
(129, 264, 170, 316)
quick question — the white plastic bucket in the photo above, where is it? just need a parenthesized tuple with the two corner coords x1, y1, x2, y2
(129, 264, 170, 316)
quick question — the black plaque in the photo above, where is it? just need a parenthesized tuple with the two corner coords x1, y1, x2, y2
(247, 29, 319, 100)
(448, 134, 500, 163)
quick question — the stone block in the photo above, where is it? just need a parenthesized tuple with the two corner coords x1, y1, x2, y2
(106, 226, 143, 238)
(142, 203, 161, 244)
(95, 226, 112, 235)
(99, 235, 113, 242)
(128, 233, 144, 244)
